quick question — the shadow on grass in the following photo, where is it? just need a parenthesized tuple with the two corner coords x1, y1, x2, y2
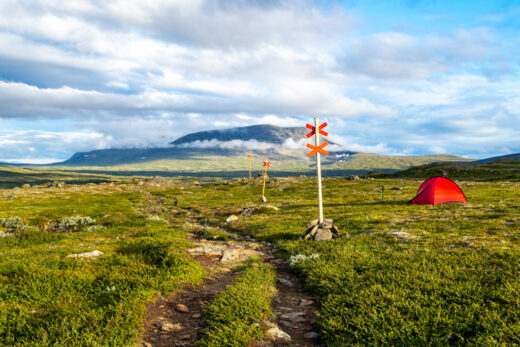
(347, 201, 410, 206)
(282, 201, 410, 210)
(260, 231, 301, 243)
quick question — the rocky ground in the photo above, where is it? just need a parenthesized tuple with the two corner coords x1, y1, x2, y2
(141, 229, 322, 346)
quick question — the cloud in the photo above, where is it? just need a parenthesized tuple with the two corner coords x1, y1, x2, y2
(0, 0, 519, 160)
(340, 27, 516, 80)
(0, 129, 107, 162)
(174, 139, 277, 150)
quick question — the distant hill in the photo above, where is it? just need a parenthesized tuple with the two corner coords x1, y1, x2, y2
(473, 153, 520, 164)
(375, 153, 520, 181)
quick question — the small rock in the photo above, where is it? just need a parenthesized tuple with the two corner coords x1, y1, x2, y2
(159, 322, 183, 332)
(22, 184, 31, 189)
(142, 342, 152, 347)
(226, 215, 238, 223)
(186, 246, 224, 257)
(220, 249, 263, 263)
(191, 313, 201, 319)
(277, 278, 294, 287)
(304, 332, 320, 339)
(299, 299, 314, 306)
(307, 219, 319, 228)
(321, 219, 334, 228)
(220, 249, 239, 262)
(314, 228, 332, 242)
(181, 334, 191, 340)
(176, 304, 189, 313)
(266, 327, 291, 343)
(259, 196, 267, 202)
(65, 250, 104, 259)
(280, 312, 307, 323)
(260, 320, 277, 329)
(7, 195, 15, 200)
(279, 320, 294, 329)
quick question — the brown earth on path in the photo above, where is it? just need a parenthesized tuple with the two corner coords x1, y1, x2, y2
(139, 188, 323, 347)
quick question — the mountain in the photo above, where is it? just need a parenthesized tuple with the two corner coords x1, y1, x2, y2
(171, 124, 315, 146)
(41, 124, 473, 176)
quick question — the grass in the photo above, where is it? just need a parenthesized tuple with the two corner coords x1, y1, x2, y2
(42, 151, 471, 177)
(198, 257, 277, 346)
(177, 176, 520, 345)
(0, 165, 115, 189)
(0, 184, 204, 345)
(377, 159, 520, 181)
(1, 174, 520, 345)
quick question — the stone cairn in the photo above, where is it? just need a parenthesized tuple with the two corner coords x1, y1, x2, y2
(302, 218, 340, 241)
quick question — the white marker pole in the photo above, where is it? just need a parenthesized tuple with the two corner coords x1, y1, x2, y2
(315, 117, 324, 224)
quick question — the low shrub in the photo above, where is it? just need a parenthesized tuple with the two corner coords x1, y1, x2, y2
(58, 216, 96, 232)
(0, 216, 26, 232)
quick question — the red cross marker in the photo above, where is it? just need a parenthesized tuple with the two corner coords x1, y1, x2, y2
(263, 161, 271, 167)
(248, 153, 253, 158)
(306, 142, 329, 157)
(306, 122, 328, 138)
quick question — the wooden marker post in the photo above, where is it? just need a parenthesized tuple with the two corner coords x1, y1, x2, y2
(248, 153, 253, 179)
(306, 117, 329, 224)
(261, 161, 271, 200)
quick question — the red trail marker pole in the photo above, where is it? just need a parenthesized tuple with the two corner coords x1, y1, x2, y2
(306, 117, 329, 224)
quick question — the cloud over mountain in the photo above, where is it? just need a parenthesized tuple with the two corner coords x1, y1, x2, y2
(0, 0, 519, 161)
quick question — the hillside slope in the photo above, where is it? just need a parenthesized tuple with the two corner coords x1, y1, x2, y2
(375, 155, 520, 181)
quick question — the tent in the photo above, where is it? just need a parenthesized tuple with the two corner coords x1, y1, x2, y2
(410, 177, 467, 205)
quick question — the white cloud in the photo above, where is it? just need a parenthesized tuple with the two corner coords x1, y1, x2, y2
(0, 0, 519, 160)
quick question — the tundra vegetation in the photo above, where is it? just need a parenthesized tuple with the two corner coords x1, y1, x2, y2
(0, 175, 519, 345)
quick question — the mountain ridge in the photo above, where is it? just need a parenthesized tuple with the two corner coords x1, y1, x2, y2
(171, 124, 310, 146)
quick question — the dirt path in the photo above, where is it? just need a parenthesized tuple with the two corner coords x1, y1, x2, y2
(139, 193, 322, 346)
(140, 231, 323, 347)
(141, 253, 239, 346)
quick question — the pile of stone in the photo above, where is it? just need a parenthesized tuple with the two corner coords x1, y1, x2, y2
(302, 219, 340, 241)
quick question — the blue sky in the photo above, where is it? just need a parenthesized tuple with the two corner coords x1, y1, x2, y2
(0, 0, 519, 163)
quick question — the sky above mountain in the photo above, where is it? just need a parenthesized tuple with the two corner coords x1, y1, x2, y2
(0, 0, 519, 163)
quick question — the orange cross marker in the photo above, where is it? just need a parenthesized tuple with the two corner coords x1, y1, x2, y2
(306, 142, 329, 157)
(263, 161, 271, 167)
(306, 122, 328, 138)
(248, 154, 253, 158)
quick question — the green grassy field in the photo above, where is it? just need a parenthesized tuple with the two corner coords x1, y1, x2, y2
(0, 166, 116, 189)
(0, 183, 204, 345)
(178, 177, 520, 345)
(1, 175, 519, 345)
(42, 152, 472, 177)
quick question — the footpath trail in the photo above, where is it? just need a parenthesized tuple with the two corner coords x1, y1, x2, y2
(140, 220, 322, 346)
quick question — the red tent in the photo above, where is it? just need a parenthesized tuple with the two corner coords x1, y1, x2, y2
(410, 177, 467, 205)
